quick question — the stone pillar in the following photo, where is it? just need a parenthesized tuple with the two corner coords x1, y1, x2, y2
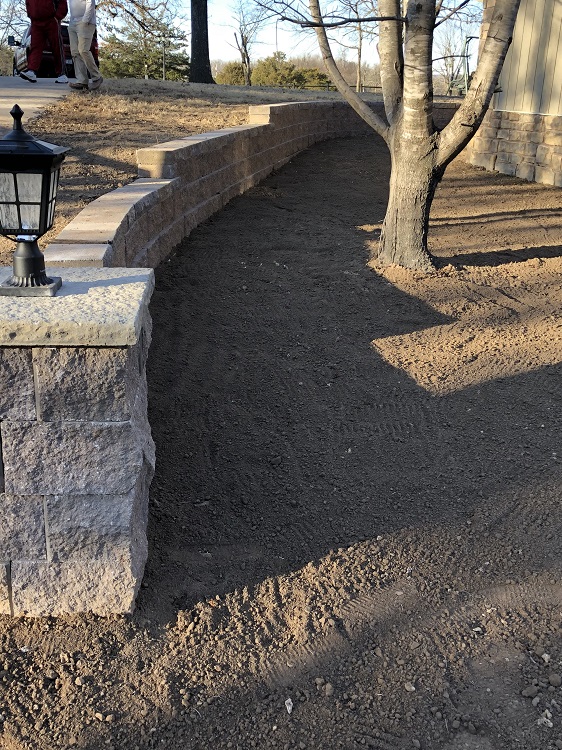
(0, 268, 155, 617)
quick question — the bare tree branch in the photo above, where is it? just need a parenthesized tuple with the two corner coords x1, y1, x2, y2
(434, 0, 475, 27)
(309, 0, 389, 138)
(378, 0, 403, 124)
(295, 14, 405, 27)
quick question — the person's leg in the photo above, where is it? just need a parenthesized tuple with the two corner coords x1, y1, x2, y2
(76, 22, 101, 81)
(45, 17, 66, 78)
(26, 20, 47, 74)
(68, 22, 88, 85)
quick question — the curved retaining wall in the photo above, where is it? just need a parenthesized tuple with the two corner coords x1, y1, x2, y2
(0, 100, 457, 616)
(44, 100, 458, 270)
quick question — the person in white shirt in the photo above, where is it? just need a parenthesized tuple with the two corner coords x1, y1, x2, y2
(67, 0, 102, 90)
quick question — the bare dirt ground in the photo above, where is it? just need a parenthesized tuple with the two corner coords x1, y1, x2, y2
(2, 84, 562, 750)
(0, 79, 354, 266)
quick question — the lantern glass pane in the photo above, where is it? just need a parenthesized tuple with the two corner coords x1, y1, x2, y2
(0, 172, 16, 202)
(0, 203, 20, 232)
(47, 197, 56, 227)
(49, 169, 60, 202)
(19, 204, 40, 233)
(16, 172, 43, 203)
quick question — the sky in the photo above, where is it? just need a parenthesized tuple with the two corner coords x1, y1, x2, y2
(183, 0, 380, 65)
(178, 0, 479, 74)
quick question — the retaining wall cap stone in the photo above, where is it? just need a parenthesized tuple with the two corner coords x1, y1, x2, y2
(0, 267, 154, 347)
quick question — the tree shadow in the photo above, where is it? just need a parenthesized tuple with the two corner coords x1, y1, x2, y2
(140, 135, 562, 626)
(437, 244, 562, 267)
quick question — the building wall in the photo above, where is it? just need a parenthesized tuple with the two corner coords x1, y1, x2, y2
(466, 0, 562, 185)
(495, 0, 562, 116)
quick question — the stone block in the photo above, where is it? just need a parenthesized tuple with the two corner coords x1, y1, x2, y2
(144, 234, 164, 269)
(544, 133, 562, 148)
(0, 495, 46, 560)
(11, 558, 143, 616)
(535, 165, 556, 185)
(516, 162, 536, 182)
(125, 213, 150, 266)
(478, 126, 500, 139)
(536, 144, 552, 164)
(495, 160, 517, 177)
(476, 137, 499, 153)
(0, 564, 10, 615)
(1, 420, 147, 496)
(122, 180, 172, 213)
(0, 268, 154, 348)
(146, 203, 164, 236)
(45, 464, 150, 563)
(157, 218, 185, 262)
(523, 142, 538, 157)
(247, 104, 274, 125)
(545, 115, 562, 130)
(44, 243, 112, 268)
(55, 211, 127, 246)
(111, 235, 127, 268)
(0, 348, 35, 420)
(33, 342, 145, 422)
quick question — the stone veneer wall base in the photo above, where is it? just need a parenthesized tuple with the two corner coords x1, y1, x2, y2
(0, 268, 154, 617)
(466, 110, 562, 187)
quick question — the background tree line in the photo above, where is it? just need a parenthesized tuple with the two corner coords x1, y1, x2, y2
(214, 51, 380, 89)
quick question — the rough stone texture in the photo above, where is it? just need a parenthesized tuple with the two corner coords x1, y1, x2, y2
(10, 466, 151, 617)
(0, 267, 154, 347)
(0, 495, 46, 561)
(33, 343, 143, 422)
(0, 265, 154, 616)
(0, 348, 36, 420)
(0, 564, 10, 615)
(466, 91, 562, 187)
(46, 463, 151, 564)
(10, 558, 142, 616)
(1, 420, 148, 496)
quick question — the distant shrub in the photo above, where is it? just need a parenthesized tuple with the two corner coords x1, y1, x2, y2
(215, 62, 246, 86)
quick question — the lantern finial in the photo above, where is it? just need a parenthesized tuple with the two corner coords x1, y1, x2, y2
(10, 105, 24, 131)
(3, 104, 35, 144)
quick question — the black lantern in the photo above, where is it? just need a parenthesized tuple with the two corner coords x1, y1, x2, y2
(0, 104, 68, 296)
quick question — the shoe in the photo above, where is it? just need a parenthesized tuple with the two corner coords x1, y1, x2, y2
(55, 74, 68, 84)
(20, 70, 37, 83)
(89, 75, 103, 91)
(69, 81, 88, 90)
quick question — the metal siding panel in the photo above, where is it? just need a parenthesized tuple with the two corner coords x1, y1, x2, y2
(524, 0, 548, 113)
(539, 0, 562, 114)
(497, 41, 515, 110)
(513, 0, 538, 111)
(494, 0, 562, 115)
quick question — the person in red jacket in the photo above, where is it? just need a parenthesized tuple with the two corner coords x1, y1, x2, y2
(21, 0, 69, 83)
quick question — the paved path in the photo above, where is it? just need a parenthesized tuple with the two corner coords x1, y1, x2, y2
(0, 76, 68, 135)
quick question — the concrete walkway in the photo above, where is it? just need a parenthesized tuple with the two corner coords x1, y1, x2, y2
(0, 76, 68, 135)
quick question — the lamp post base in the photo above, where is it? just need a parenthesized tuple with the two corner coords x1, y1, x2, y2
(0, 238, 62, 296)
(0, 276, 62, 297)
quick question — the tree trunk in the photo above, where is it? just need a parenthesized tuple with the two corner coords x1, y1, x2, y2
(377, 137, 440, 270)
(190, 0, 215, 83)
(310, 0, 522, 271)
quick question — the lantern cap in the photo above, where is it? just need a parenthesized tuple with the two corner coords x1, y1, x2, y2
(0, 104, 69, 156)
